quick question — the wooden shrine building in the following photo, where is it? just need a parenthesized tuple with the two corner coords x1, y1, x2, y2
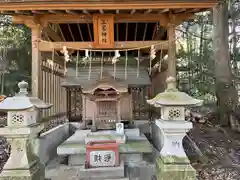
(0, 0, 216, 126)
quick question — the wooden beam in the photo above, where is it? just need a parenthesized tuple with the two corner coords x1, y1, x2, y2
(12, 15, 47, 28)
(43, 26, 63, 42)
(32, 25, 41, 97)
(0, 2, 217, 11)
(171, 12, 195, 26)
(38, 40, 169, 51)
(12, 13, 193, 26)
(39, 14, 92, 24)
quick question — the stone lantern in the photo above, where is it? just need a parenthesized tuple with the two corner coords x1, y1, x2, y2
(0, 81, 52, 180)
(147, 76, 202, 180)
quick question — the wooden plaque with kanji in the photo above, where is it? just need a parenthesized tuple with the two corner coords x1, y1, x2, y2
(93, 15, 114, 48)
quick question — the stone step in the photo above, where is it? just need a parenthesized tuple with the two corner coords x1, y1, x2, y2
(79, 160, 125, 179)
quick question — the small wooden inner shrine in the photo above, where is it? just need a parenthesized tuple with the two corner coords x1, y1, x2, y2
(61, 61, 151, 129)
(81, 71, 129, 129)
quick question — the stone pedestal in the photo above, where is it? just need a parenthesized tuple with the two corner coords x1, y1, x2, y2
(0, 81, 52, 180)
(155, 120, 196, 180)
(0, 126, 44, 180)
(147, 77, 202, 180)
(156, 157, 196, 180)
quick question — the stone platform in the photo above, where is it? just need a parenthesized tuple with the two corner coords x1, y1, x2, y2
(45, 156, 155, 180)
(57, 128, 152, 166)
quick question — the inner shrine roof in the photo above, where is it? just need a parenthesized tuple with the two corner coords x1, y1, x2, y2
(61, 65, 151, 87)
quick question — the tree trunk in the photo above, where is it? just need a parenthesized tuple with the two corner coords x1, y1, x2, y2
(213, 1, 238, 126)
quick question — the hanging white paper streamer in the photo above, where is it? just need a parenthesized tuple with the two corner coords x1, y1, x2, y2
(62, 46, 70, 62)
(137, 50, 140, 78)
(112, 50, 120, 79)
(114, 61, 116, 79)
(49, 46, 54, 73)
(61, 46, 71, 75)
(88, 50, 92, 80)
(82, 49, 89, 65)
(149, 58, 152, 75)
(100, 51, 104, 79)
(149, 45, 156, 75)
(158, 49, 163, 72)
(125, 50, 128, 80)
(112, 50, 120, 64)
(76, 50, 79, 78)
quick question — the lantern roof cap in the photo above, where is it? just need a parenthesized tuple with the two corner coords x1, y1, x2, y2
(147, 76, 203, 107)
(0, 81, 52, 110)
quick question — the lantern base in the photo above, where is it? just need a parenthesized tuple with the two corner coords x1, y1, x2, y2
(0, 162, 45, 180)
(156, 156, 196, 180)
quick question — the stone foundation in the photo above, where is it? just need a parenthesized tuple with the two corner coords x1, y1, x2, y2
(0, 162, 45, 180)
(156, 157, 196, 180)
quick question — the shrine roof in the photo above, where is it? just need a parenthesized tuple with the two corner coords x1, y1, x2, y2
(61, 65, 151, 87)
(0, 0, 216, 15)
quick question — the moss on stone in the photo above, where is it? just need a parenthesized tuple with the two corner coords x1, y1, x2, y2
(119, 140, 152, 153)
(156, 156, 196, 180)
(160, 155, 190, 164)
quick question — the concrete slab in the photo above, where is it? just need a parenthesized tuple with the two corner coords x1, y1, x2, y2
(57, 134, 152, 156)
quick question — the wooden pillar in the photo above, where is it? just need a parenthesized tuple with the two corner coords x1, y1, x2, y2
(167, 18, 176, 78)
(31, 25, 41, 97)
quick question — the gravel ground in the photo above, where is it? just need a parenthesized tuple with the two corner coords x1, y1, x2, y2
(183, 122, 240, 180)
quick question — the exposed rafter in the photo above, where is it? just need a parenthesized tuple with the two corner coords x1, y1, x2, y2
(67, 24, 75, 41)
(83, 10, 90, 14)
(158, 9, 169, 14)
(66, 10, 79, 15)
(130, 9, 136, 15)
(144, 9, 152, 14)
(43, 25, 63, 42)
(77, 24, 84, 41)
